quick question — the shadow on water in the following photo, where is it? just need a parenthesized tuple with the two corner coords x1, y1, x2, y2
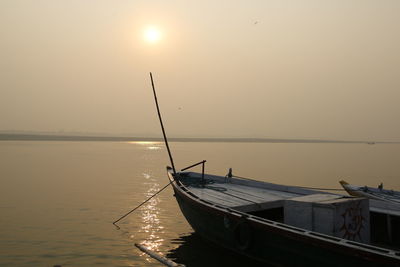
(166, 233, 272, 267)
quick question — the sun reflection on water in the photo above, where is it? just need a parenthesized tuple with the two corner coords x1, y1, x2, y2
(147, 146, 161, 150)
(127, 141, 163, 151)
(138, 176, 165, 259)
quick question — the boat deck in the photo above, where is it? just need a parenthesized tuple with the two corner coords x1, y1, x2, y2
(180, 173, 309, 212)
(188, 182, 300, 207)
(179, 172, 400, 216)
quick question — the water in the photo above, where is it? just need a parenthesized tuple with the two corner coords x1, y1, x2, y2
(0, 141, 399, 266)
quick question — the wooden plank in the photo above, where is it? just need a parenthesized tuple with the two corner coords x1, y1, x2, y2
(188, 181, 301, 209)
(222, 183, 300, 200)
(222, 184, 268, 201)
(188, 187, 247, 207)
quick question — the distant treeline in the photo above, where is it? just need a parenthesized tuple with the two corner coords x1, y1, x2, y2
(0, 133, 385, 144)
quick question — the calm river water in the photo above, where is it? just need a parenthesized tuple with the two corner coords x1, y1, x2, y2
(1, 141, 399, 266)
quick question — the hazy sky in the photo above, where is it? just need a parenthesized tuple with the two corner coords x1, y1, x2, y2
(1, 1, 399, 141)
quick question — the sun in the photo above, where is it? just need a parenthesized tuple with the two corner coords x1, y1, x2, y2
(144, 27, 162, 44)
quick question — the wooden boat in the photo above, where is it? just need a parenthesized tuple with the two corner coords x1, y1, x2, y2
(340, 180, 400, 205)
(144, 74, 399, 265)
(167, 167, 400, 266)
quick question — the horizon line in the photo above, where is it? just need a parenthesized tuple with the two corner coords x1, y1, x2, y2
(0, 133, 397, 144)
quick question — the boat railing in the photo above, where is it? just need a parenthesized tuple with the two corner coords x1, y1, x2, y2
(181, 160, 207, 186)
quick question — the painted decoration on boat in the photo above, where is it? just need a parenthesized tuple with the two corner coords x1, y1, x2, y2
(339, 201, 366, 241)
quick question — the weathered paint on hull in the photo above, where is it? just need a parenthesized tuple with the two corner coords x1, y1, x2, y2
(172, 184, 399, 267)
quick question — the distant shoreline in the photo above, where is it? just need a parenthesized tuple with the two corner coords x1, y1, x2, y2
(0, 133, 396, 144)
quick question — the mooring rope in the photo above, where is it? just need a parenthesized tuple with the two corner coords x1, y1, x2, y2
(113, 179, 175, 229)
(113, 73, 178, 230)
(233, 175, 345, 191)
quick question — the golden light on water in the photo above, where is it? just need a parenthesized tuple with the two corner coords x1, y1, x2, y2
(140, 182, 164, 257)
(128, 141, 162, 145)
(128, 141, 163, 150)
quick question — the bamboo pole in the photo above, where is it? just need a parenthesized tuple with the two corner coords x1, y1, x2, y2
(135, 243, 185, 267)
(150, 72, 176, 175)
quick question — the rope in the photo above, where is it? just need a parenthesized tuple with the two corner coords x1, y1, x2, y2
(113, 179, 175, 229)
(233, 175, 345, 191)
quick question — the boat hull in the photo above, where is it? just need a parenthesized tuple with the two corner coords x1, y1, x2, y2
(169, 170, 400, 266)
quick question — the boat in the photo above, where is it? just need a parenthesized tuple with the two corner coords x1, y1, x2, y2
(340, 180, 400, 205)
(167, 166, 400, 266)
(145, 73, 399, 265)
